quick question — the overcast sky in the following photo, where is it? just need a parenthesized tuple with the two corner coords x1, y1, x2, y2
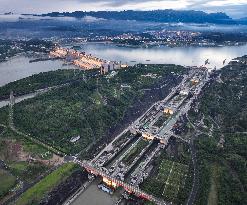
(0, 0, 246, 18)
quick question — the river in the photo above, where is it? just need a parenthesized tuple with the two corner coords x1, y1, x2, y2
(0, 44, 247, 87)
(0, 43, 246, 203)
(77, 43, 247, 69)
(0, 55, 76, 87)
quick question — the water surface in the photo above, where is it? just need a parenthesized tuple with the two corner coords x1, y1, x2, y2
(0, 44, 246, 87)
(78, 43, 247, 69)
(0, 56, 76, 86)
(71, 179, 119, 205)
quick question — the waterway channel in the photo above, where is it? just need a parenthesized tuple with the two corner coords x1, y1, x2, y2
(71, 178, 120, 205)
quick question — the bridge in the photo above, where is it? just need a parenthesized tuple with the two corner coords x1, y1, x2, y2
(74, 159, 167, 205)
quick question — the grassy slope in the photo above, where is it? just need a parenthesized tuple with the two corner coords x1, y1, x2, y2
(207, 163, 219, 205)
(0, 106, 9, 126)
(11, 65, 185, 155)
(0, 69, 86, 98)
(141, 142, 192, 204)
(15, 163, 79, 205)
(192, 56, 247, 205)
(0, 128, 51, 187)
(0, 169, 16, 198)
(9, 161, 48, 184)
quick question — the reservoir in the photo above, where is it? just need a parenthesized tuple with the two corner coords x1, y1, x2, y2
(0, 43, 247, 86)
(78, 43, 247, 68)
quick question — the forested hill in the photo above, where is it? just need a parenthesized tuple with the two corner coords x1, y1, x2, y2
(200, 56, 247, 133)
(190, 56, 247, 205)
(40, 10, 233, 24)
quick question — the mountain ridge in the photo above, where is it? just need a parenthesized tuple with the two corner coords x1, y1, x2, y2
(39, 10, 234, 24)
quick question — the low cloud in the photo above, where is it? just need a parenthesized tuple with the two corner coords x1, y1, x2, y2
(0, 0, 246, 18)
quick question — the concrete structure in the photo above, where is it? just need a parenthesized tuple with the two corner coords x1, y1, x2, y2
(50, 47, 124, 73)
(74, 159, 165, 204)
(50, 48, 68, 58)
(131, 67, 209, 145)
(70, 136, 81, 143)
(190, 79, 199, 85)
(163, 108, 174, 115)
(142, 132, 155, 141)
(74, 66, 209, 205)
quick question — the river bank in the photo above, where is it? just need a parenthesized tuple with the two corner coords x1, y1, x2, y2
(0, 43, 246, 87)
(0, 55, 76, 87)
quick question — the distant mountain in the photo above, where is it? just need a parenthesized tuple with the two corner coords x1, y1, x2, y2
(240, 17, 247, 20)
(4, 12, 13, 15)
(239, 17, 247, 21)
(235, 17, 247, 25)
(40, 10, 234, 24)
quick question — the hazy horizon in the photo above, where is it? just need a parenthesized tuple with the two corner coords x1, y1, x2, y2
(0, 0, 246, 18)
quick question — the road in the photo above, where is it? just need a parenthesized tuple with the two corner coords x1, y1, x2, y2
(93, 128, 131, 163)
(186, 137, 199, 205)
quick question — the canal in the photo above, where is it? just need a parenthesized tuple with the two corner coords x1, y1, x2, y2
(71, 178, 121, 205)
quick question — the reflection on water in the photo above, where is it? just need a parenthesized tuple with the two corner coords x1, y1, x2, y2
(0, 56, 76, 86)
(0, 44, 247, 87)
(71, 179, 119, 205)
(78, 43, 247, 69)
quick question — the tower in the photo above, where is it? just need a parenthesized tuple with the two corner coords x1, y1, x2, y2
(10, 91, 15, 105)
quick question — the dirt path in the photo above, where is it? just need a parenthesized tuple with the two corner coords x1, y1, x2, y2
(207, 163, 219, 205)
